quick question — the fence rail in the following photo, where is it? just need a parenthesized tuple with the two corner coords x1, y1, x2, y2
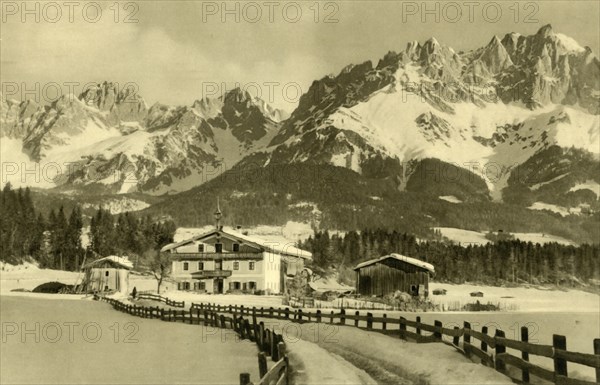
(191, 301, 600, 385)
(93, 295, 288, 385)
(136, 292, 185, 308)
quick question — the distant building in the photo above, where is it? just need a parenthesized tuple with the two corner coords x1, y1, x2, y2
(354, 254, 434, 298)
(160, 201, 312, 294)
(81, 256, 133, 293)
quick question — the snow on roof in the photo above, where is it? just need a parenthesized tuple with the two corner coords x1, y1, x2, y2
(354, 253, 434, 274)
(85, 256, 134, 270)
(161, 227, 312, 259)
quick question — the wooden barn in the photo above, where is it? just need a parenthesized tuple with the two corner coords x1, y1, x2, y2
(80, 256, 134, 294)
(354, 254, 435, 298)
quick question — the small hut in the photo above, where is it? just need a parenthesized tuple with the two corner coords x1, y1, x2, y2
(354, 253, 434, 298)
(81, 256, 133, 293)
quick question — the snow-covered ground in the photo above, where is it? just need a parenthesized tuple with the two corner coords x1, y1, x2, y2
(528, 201, 572, 216)
(429, 282, 599, 313)
(439, 195, 463, 203)
(433, 227, 490, 245)
(0, 296, 261, 385)
(2, 262, 598, 383)
(433, 227, 577, 246)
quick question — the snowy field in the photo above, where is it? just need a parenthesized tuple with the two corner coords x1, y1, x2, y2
(2, 262, 599, 384)
(433, 227, 577, 246)
(0, 296, 261, 385)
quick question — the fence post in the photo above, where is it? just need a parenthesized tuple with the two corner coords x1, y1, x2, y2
(453, 327, 460, 346)
(284, 307, 290, 319)
(245, 319, 253, 342)
(298, 309, 303, 322)
(521, 326, 530, 383)
(220, 315, 226, 329)
(354, 311, 359, 327)
(239, 373, 250, 385)
(594, 339, 600, 383)
(259, 322, 265, 352)
(553, 334, 568, 378)
(278, 341, 286, 361)
(434, 320, 442, 340)
(258, 352, 268, 378)
(416, 316, 421, 335)
(316, 310, 321, 323)
(340, 308, 346, 325)
(160, 308, 165, 321)
(382, 314, 387, 331)
(252, 307, 257, 328)
(366, 312, 373, 330)
(270, 330, 277, 361)
(481, 326, 488, 353)
(495, 330, 506, 372)
(399, 317, 406, 340)
(464, 321, 471, 358)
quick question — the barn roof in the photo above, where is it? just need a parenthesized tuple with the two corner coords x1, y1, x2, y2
(161, 227, 312, 259)
(84, 256, 134, 270)
(354, 253, 435, 274)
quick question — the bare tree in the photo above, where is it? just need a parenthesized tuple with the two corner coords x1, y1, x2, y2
(147, 250, 171, 294)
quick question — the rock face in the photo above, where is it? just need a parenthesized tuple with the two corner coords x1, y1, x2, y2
(79, 81, 148, 124)
(1, 85, 283, 195)
(1, 26, 598, 205)
(240, 25, 599, 205)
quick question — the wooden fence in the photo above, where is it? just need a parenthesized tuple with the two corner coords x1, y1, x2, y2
(136, 292, 185, 308)
(93, 295, 288, 385)
(192, 302, 600, 385)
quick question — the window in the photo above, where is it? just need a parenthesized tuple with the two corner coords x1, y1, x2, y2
(233, 243, 240, 252)
(198, 244, 204, 253)
(198, 262, 204, 270)
(234, 282, 241, 290)
(233, 261, 240, 270)
(183, 262, 189, 271)
(215, 243, 223, 253)
(249, 261, 255, 271)
(242, 282, 247, 291)
(248, 281, 256, 290)
(198, 281, 206, 291)
(105, 271, 109, 276)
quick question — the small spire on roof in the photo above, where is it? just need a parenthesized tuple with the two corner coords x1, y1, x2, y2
(214, 197, 223, 230)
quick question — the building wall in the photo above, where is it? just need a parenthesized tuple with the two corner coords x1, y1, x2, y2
(356, 261, 429, 297)
(263, 251, 282, 294)
(88, 268, 129, 293)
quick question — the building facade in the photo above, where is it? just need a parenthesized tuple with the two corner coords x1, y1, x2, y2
(161, 227, 311, 295)
(81, 256, 133, 293)
(354, 254, 434, 297)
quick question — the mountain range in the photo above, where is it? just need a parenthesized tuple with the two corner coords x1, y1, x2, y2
(2, 24, 599, 243)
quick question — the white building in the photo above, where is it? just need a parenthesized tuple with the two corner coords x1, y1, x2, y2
(161, 208, 312, 294)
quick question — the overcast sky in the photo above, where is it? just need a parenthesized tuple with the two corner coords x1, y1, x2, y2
(2, 1, 599, 111)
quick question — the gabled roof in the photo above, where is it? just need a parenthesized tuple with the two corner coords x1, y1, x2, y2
(161, 227, 312, 260)
(84, 256, 134, 270)
(354, 253, 434, 274)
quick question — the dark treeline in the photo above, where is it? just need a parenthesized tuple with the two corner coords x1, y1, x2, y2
(302, 229, 600, 285)
(1, 184, 46, 263)
(1, 183, 176, 270)
(89, 208, 176, 262)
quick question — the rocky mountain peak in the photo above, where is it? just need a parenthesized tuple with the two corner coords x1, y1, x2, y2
(536, 24, 554, 38)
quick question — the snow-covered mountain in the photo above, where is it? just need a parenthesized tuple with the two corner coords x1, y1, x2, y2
(244, 24, 599, 206)
(1, 83, 286, 194)
(2, 25, 598, 214)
